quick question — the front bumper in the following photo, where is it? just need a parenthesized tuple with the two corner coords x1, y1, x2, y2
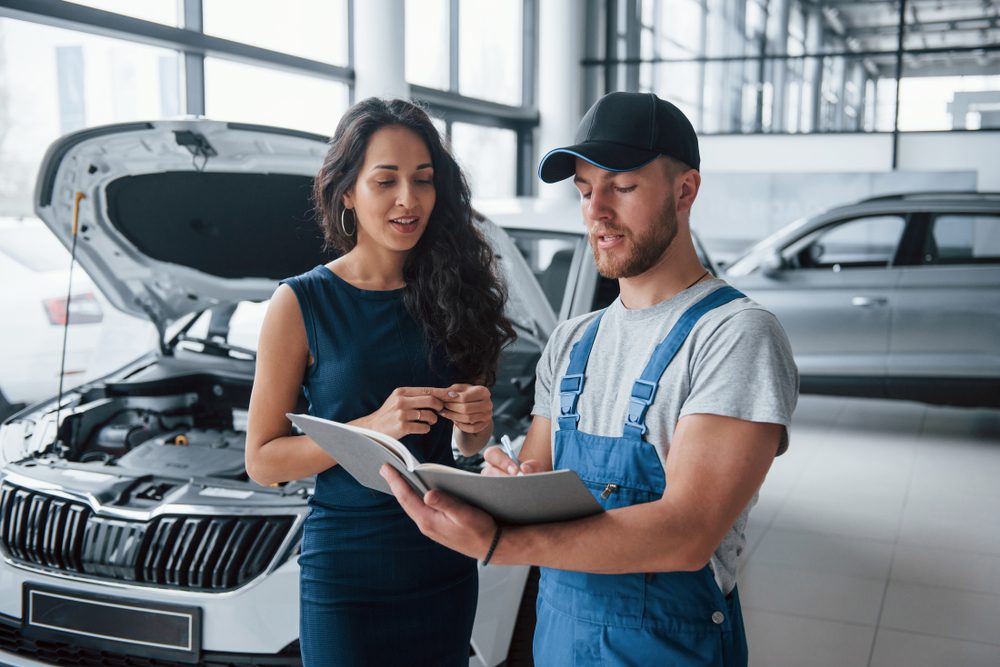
(0, 555, 301, 660)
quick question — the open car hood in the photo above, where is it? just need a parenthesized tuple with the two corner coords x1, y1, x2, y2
(34, 119, 331, 330)
(33, 119, 555, 342)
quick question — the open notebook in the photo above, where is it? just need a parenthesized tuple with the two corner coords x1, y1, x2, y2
(288, 413, 602, 525)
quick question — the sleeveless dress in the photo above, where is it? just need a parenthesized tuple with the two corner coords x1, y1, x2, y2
(282, 265, 478, 667)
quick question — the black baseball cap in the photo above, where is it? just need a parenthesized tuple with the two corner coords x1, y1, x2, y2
(537, 92, 700, 183)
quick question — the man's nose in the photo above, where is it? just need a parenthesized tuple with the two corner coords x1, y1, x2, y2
(587, 187, 613, 220)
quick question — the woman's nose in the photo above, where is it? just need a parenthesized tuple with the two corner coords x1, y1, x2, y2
(396, 182, 416, 208)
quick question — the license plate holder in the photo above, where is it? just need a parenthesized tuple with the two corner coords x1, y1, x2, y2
(22, 584, 202, 663)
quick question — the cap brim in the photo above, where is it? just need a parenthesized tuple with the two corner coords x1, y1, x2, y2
(537, 142, 660, 183)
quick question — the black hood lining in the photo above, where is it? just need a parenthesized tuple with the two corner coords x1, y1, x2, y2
(105, 172, 330, 280)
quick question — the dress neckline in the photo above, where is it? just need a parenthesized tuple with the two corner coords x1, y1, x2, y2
(317, 265, 405, 301)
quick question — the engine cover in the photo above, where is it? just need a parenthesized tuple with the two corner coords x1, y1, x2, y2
(115, 429, 246, 479)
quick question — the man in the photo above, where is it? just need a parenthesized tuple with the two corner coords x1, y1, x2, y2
(382, 91, 798, 666)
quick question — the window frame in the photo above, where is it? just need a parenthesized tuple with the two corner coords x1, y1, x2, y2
(586, 0, 1000, 145)
(2, 0, 539, 195)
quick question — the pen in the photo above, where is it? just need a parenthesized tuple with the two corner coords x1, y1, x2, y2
(499, 434, 524, 476)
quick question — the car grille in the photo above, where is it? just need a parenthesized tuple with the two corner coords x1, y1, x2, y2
(0, 483, 295, 591)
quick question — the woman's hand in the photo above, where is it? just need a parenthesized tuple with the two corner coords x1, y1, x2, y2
(438, 384, 493, 434)
(353, 387, 446, 440)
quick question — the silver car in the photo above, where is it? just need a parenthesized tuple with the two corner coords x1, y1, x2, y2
(724, 192, 1000, 407)
(480, 193, 1000, 409)
(0, 120, 549, 667)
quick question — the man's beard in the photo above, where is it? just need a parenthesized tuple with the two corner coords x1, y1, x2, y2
(589, 204, 678, 279)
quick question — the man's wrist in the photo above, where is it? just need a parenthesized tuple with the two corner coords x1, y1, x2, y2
(482, 524, 503, 565)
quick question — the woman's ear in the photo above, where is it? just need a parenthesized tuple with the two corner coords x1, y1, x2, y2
(342, 190, 354, 210)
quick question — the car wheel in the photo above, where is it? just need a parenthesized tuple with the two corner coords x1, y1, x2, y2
(505, 566, 539, 666)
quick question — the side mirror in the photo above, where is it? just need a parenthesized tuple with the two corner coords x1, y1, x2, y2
(761, 250, 785, 277)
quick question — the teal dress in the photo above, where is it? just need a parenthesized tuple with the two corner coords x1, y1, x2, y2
(282, 265, 478, 667)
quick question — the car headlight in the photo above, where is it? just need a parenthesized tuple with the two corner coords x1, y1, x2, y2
(0, 419, 32, 468)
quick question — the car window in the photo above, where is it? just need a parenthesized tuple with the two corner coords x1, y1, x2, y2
(790, 215, 906, 270)
(924, 214, 1000, 265)
(505, 229, 578, 313)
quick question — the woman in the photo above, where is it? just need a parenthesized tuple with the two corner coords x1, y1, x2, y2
(245, 98, 515, 666)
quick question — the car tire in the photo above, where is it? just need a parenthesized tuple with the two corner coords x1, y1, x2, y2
(504, 566, 539, 666)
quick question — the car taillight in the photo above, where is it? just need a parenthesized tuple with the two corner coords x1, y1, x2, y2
(43, 292, 103, 325)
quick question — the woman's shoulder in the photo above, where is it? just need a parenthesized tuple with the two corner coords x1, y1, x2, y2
(281, 264, 331, 291)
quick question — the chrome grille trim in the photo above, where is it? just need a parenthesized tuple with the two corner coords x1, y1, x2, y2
(0, 483, 299, 592)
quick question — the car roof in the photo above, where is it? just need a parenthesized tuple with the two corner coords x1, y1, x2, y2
(817, 191, 1000, 220)
(855, 191, 1000, 205)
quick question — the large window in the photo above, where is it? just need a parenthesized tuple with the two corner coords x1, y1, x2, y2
(405, 0, 450, 90)
(458, 0, 523, 106)
(451, 123, 518, 198)
(204, 58, 349, 136)
(0, 18, 181, 218)
(203, 0, 349, 66)
(406, 0, 524, 105)
(591, 0, 1000, 136)
(63, 0, 180, 26)
(406, 0, 536, 196)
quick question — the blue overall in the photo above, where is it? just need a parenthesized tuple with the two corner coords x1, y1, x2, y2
(534, 286, 750, 667)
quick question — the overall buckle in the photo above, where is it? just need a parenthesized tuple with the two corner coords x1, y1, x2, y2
(625, 379, 657, 436)
(559, 373, 584, 394)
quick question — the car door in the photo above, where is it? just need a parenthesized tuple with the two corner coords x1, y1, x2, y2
(888, 210, 1000, 405)
(731, 214, 908, 392)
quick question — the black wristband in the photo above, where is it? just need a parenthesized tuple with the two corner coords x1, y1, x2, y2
(482, 525, 503, 566)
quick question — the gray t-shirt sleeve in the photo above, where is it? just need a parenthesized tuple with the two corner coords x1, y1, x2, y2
(531, 323, 564, 419)
(680, 307, 799, 454)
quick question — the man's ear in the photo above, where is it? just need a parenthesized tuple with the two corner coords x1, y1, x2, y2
(675, 169, 701, 215)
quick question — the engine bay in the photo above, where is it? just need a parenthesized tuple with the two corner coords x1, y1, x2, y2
(40, 365, 261, 483)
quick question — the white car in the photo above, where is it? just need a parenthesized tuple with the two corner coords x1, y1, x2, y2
(0, 120, 554, 667)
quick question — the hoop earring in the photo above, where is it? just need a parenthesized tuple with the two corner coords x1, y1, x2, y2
(340, 208, 356, 236)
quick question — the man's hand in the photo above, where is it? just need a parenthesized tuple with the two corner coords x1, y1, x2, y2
(481, 445, 544, 476)
(380, 464, 498, 560)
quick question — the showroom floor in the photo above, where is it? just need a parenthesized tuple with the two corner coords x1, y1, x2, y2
(740, 394, 1000, 667)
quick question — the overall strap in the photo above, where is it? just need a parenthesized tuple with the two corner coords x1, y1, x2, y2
(557, 310, 607, 431)
(624, 286, 746, 439)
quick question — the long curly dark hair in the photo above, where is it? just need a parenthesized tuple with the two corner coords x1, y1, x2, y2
(313, 98, 515, 386)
